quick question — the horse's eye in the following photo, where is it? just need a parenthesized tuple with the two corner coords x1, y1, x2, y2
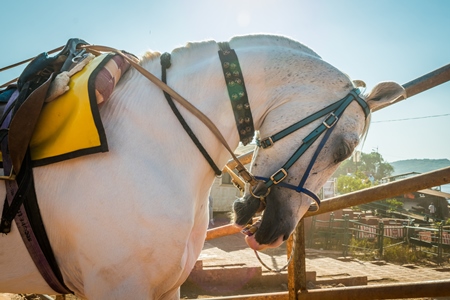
(333, 143, 351, 163)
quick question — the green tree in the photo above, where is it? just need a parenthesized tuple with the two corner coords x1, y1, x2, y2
(359, 152, 393, 180)
(336, 171, 371, 194)
(332, 151, 394, 181)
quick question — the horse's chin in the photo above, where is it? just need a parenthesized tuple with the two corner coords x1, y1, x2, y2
(245, 234, 284, 251)
(234, 213, 289, 251)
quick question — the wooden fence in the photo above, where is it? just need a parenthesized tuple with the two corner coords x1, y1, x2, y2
(205, 63, 450, 299)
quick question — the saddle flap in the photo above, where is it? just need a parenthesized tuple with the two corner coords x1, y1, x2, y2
(8, 75, 53, 175)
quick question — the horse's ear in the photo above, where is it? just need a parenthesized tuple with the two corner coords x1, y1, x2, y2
(366, 81, 406, 111)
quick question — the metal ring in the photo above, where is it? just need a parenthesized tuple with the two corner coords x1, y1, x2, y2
(72, 49, 87, 63)
(250, 186, 271, 199)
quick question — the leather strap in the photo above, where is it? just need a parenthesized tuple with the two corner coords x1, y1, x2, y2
(80, 44, 258, 186)
(160, 53, 222, 176)
(9, 75, 53, 175)
(217, 42, 255, 145)
(0, 98, 72, 294)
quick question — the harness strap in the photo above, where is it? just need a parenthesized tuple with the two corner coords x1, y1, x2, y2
(0, 95, 73, 294)
(160, 53, 222, 176)
(80, 44, 259, 186)
(217, 42, 255, 145)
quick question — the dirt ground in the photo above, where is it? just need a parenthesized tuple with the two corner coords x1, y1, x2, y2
(1, 215, 449, 299)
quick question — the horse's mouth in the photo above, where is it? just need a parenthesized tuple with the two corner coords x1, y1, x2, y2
(233, 187, 290, 251)
(240, 218, 285, 250)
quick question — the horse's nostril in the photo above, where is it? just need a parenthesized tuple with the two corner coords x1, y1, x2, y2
(232, 195, 261, 226)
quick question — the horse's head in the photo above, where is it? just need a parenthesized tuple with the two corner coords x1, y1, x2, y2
(230, 36, 405, 250)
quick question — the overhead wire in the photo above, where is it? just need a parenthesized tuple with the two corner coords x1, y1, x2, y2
(372, 113, 450, 123)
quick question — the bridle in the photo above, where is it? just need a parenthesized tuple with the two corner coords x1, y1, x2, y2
(77, 43, 371, 214)
(215, 43, 371, 212)
(252, 89, 370, 211)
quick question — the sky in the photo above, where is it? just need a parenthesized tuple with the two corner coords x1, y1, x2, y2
(0, 0, 449, 163)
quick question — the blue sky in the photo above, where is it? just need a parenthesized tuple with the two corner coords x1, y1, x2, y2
(1, 0, 449, 163)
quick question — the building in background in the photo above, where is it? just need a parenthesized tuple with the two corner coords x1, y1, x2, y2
(210, 144, 254, 212)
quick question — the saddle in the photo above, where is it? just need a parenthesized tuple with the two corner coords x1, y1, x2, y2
(0, 39, 132, 293)
(0, 38, 132, 177)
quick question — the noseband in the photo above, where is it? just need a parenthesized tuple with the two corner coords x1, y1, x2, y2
(218, 43, 371, 212)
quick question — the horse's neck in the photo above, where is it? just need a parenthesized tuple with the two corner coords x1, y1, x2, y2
(103, 51, 244, 189)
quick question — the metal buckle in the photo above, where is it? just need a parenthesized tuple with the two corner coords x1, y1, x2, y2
(0, 167, 16, 181)
(270, 168, 288, 185)
(323, 112, 338, 129)
(259, 137, 274, 149)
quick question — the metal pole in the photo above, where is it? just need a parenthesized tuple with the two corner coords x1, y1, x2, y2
(198, 280, 450, 300)
(305, 167, 450, 218)
(206, 167, 450, 240)
(373, 63, 450, 111)
(296, 279, 450, 300)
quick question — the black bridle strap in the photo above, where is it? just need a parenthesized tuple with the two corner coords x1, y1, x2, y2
(81, 44, 258, 186)
(160, 53, 222, 176)
(254, 89, 370, 211)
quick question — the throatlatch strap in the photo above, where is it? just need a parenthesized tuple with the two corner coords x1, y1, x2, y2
(218, 42, 255, 146)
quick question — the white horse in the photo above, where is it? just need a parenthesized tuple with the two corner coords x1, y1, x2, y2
(0, 34, 405, 299)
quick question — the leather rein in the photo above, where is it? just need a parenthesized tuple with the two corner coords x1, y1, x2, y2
(79, 44, 259, 187)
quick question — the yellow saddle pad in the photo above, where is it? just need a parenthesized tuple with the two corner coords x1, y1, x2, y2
(29, 53, 129, 166)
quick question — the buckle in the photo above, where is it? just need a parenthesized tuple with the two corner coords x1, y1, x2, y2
(258, 137, 274, 149)
(270, 168, 288, 184)
(323, 112, 338, 129)
(0, 167, 16, 181)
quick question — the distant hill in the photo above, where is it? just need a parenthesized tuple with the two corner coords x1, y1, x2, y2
(390, 159, 450, 175)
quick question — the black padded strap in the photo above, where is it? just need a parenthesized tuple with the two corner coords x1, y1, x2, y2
(218, 42, 255, 145)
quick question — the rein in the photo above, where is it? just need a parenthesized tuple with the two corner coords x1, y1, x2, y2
(79, 44, 259, 186)
(160, 53, 222, 176)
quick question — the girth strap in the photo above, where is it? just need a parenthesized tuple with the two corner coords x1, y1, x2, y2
(0, 94, 73, 294)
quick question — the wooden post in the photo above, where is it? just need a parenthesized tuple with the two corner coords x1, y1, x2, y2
(287, 219, 307, 300)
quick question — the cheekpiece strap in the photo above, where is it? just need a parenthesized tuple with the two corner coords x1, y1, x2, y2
(218, 42, 255, 145)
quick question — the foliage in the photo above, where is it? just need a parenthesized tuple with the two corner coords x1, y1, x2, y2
(336, 171, 371, 194)
(357, 198, 404, 217)
(385, 198, 404, 212)
(382, 239, 427, 264)
(333, 151, 394, 181)
(349, 237, 376, 259)
(349, 237, 428, 264)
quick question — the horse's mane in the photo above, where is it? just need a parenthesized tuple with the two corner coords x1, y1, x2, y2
(229, 34, 321, 58)
(141, 51, 162, 64)
(140, 34, 321, 65)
